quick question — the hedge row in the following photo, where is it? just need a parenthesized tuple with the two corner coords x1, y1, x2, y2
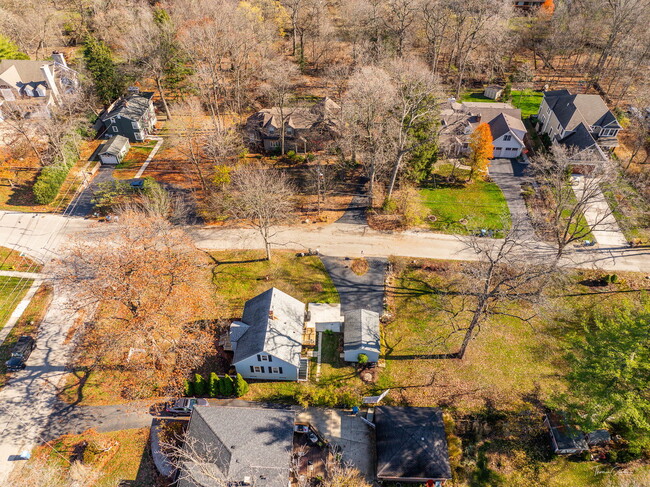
(33, 160, 75, 205)
(184, 372, 249, 398)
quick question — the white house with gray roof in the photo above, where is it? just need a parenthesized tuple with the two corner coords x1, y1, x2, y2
(343, 309, 381, 363)
(537, 90, 621, 161)
(231, 288, 305, 381)
(178, 405, 294, 487)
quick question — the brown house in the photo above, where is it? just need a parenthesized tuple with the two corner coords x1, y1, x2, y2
(245, 97, 340, 153)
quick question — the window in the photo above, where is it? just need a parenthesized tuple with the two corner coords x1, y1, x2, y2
(495, 147, 503, 152)
(112, 126, 118, 133)
(271, 367, 283, 374)
(286, 127, 294, 136)
(131, 121, 140, 130)
(260, 355, 269, 362)
(250, 366, 264, 373)
(503, 135, 512, 141)
(268, 126, 275, 134)
(600, 128, 618, 137)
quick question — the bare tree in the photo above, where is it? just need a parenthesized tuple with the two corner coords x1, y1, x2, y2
(341, 66, 397, 198)
(261, 58, 300, 155)
(223, 164, 295, 260)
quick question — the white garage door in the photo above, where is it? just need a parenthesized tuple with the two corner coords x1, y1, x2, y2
(99, 153, 118, 165)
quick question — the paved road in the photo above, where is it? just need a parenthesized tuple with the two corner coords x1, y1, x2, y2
(489, 158, 536, 239)
(320, 256, 387, 314)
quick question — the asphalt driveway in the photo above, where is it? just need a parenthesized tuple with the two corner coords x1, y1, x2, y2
(488, 158, 535, 238)
(320, 256, 387, 315)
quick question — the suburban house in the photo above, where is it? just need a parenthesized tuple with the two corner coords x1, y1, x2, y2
(245, 97, 341, 152)
(343, 309, 381, 363)
(537, 89, 621, 161)
(484, 85, 504, 100)
(177, 406, 294, 487)
(440, 100, 527, 159)
(230, 288, 306, 382)
(94, 91, 156, 142)
(375, 406, 452, 485)
(98, 135, 130, 165)
(0, 52, 78, 120)
(544, 412, 589, 455)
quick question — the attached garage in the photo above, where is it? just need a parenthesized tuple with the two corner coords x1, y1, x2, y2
(98, 135, 130, 165)
(343, 308, 381, 363)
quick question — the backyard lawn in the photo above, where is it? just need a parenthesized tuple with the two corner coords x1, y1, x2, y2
(16, 428, 156, 487)
(421, 164, 510, 234)
(462, 90, 544, 118)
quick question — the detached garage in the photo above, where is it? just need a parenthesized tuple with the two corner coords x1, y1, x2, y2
(343, 308, 380, 363)
(98, 135, 130, 165)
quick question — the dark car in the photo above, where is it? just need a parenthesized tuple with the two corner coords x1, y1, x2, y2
(164, 398, 208, 417)
(5, 336, 36, 371)
(130, 179, 145, 189)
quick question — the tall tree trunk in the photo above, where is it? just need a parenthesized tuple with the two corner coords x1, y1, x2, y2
(156, 77, 172, 120)
(386, 152, 405, 203)
(455, 297, 488, 359)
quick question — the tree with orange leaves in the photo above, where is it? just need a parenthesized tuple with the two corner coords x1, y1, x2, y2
(540, 0, 555, 14)
(468, 123, 494, 181)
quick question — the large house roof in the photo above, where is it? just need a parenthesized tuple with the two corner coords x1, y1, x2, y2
(545, 92, 621, 131)
(180, 406, 295, 487)
(375, 406, 452, 481)
(0, 59, 54, 90)
(233, 288, 305, 367)
(100, 92, 154, 122)
(248, 97, 340, 133)
(343, 308, 380, 354)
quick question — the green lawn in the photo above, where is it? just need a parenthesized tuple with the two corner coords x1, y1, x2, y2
(421, 165, 510, 235)
(0, 246, 41, 272)
(461, 90, 544, 118)
(0, 277, 32, 331)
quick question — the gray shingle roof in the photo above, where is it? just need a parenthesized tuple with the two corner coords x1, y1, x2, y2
(233, 288, 305, 367)
(545, 92, 621, 131)
(180, 406, 295, 487)
(343, 309, 380, 354)
(100, 92, 154, 122)
(559, 122, 597, 151)
(488, 112, 526, 142)
(375, 406, 452, 481)
(98, 135, 129, 157)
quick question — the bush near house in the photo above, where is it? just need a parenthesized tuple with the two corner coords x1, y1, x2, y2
(234, 373, 249, 397)
(184, 373, 247, 398)
(193, 373, 206, 396)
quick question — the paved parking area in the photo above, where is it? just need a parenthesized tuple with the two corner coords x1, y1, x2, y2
(296, 408, 374, 482)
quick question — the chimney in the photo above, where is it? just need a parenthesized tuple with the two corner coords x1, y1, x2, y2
(51, 51, 67, 68)
(40, 64, 60, 104)
(476, 113, 482, 122)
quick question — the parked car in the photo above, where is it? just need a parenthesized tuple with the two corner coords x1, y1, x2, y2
(5, 336, 36, 371)
(294, 424, 310, 433)
(130, 179, 144, 188)
(164, 398, 208, 416)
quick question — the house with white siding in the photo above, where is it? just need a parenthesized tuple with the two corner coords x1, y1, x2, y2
(230, 288, 306, 381)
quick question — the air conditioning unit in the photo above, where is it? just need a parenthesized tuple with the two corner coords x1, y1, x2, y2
(242, 477, 252, 486)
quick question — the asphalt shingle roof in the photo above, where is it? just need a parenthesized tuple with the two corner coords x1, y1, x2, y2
(98, 135, 129, 157)
(559, 122, 597, 151)
(375, 406, 452, 481)
(545, 92, 621, 132)
(180, 406, 295, 487)
(488, 112, 526, 142)
(233, 288, 305, 367)
(100, 92, 154, 122)
(343, 309, 380, 354)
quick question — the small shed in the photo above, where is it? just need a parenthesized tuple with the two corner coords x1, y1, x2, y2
(544, 413, 589, 455)
(98, 135, 130, 165)
(484, 85, 504, 100)
(343, 308, 380, 363)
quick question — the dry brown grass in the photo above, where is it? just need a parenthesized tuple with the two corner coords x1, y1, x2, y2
(350, 257, 369, 276)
